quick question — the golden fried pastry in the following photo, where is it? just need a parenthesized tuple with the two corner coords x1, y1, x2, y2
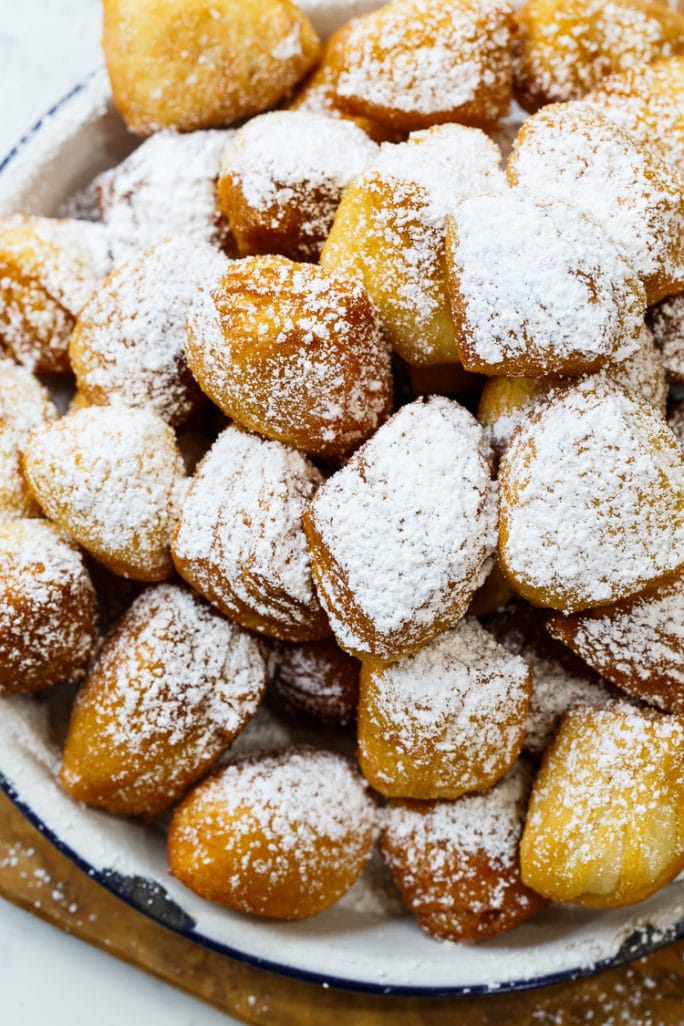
(24, 406, 185, 581)
(499, 377, 684, 612)
(172, 425, 330, 642)
(358, 618, 531, 798)
(216, 111, 377, 262)
(102, 0, 321, 135)
(185, 254, 392, 459)
(513, 0, 684, 112)
(329, 0, 514, 132)
(273, 638, 360, 726)
(650, 292, 684, 383)
(286, 29, 402, 143)
(60, 583, 268, 817)
(0, 518, 97, 693)
(69, 239, 226, 426)
(520, 705, 684, 907)
(584, 57, 684, 178)
(445, 190, 645, 377)
(0, 215, 110, 372)
(321, 125, 505, 367)
(0, 359, 58, 519)
(507, 103, 684, 304)
(303, 397, 497, 663)
(96, 129, 232, 264)
(168, 747, 376, 918)
(381, 762, 547, 941)
(478, 325, 668, 455)
(486, 600, 615, 757)
(547, 569, 684, 715)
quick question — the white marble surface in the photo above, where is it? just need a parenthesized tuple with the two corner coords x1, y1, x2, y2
(0, 2, 242, 1022)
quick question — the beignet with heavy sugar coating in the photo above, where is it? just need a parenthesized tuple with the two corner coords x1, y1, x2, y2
(0, 215, 110, 373)
(0, 519, 98, 694)
(303, 397, 497, 663)
(102, 0, 321, 136)
(478, 325, 668, 456)
(584, 57, 684, 178)
(445, 190, 645, 377)
(96, 129, 232, 264)
(547, 569, 684, 715)
(168, 747, 377, 918)
(650, 292, 684, 383)
(513, 0, 684, 112)
(0, 359, 57, 520)
(507, 103, 684, 305)
(520, 704, 684, 907)
(381, 761, 547, 942)
(24, 406, 185, 582)
(358, 618, 531, 799)
(499, 377, 684, 612)
(69, 239, 226, 426)
(273, 638, 360, 726)
(286, 28, 401, 144)
(321, 125, 505, 367)
(172, 425, 329, 643)
(184, 255, 392, 459)
(60, 583, 268, 818)
(329, 0, 514, 132)
(486, 600, 615, 758)
(216, 111, 377, 262)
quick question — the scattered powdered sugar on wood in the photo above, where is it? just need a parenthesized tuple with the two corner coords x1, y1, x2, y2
(335, 0, 513, 122)
(305, 396, 498, 661)
(547, 571, 684, 714)
(0, 519, 97, 691)
(23, 406, 185, 580)
(508, 103, 684, 295)
(96, 129, 232, 263)
(485, 601, 615, 757)
(361, 618, 530, 792)
(173, 425, 327, 640)
(447, 189, 644, 374)
(172, 748, 376, 904)
(70, 238, 228, 425)
(649, 292, 684, 383)
(500, 377, 684, 610)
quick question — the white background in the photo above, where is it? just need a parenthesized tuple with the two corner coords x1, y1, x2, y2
(0, 2, 242, 1022)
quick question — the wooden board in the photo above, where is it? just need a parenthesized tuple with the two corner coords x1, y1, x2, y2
(0, 790, 682, 1025)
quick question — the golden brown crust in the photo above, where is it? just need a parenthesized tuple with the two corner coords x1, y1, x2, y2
(272, 638, 360, 726)
(102, 0, 321, 135)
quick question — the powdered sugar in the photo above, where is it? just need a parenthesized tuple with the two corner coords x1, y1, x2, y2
(508, 103, 684, 299)
(23, 406, 185, 581)
(96, 129, 231, 263)
(70, 238, 227, 425)
(173, 425, 327, 641)
(500, 377, 684, 610)
(360, 618, 530, 794)
(670, 399, 684, 449)
(305, 397, 498, 661)
(335, 0, 513, 125)
(447, 189, 644, 374)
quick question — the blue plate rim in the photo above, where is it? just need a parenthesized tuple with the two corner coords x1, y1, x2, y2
(1, 76, 683, 1000)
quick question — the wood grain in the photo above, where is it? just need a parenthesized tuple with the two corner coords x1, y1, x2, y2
(0, 790, 682, 1025)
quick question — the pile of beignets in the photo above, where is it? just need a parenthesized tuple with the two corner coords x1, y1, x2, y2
(1, 0, 684, 943)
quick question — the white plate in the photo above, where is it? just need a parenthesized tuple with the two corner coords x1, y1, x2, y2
(1, 71, 683, 998)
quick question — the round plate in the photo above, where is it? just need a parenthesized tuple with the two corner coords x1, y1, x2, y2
(1, 70, 683, 998)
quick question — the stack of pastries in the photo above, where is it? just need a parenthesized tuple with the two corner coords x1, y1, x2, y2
(1, 0, 684, 942)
